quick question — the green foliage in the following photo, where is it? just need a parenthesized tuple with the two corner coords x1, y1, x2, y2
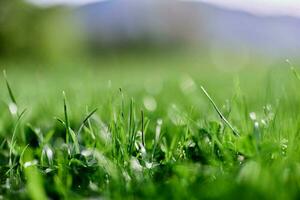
(0, 0, 81, 61)
(0, 58, 300, 199)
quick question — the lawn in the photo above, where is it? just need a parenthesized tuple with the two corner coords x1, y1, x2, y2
(0, 54, 300, 199)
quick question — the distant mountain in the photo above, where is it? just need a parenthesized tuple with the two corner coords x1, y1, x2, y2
(74, 0, 300, 57)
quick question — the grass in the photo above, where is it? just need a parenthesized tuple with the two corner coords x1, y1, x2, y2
(0, 55, 300, 199)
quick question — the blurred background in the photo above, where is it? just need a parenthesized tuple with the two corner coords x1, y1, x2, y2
(0, 0, 300, 129)
(1, 0, 300, 68)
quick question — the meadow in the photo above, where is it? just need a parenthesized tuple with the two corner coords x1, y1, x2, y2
(1, 53, 300, 199)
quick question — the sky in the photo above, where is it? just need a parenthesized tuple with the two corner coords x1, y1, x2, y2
(195, 0, 300, 17)
(27, 0, 300, 17)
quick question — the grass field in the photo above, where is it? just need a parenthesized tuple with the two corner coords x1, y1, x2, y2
(1, 54, 300, 199)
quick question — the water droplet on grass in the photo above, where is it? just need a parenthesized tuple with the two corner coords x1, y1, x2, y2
(8, 102, 18, 116)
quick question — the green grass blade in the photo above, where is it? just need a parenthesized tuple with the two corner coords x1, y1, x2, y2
(23, 150, 47, 200)
(62, 91, 70, 144)
(141, 110, 145, 147)
(3, 70, 17, 105)
(69, 128, 80, 154)
(200, 86, 240, 136)
(78, 107, 98, 136)
(19, 144, 30, 167)
(9, 109, 27, 178)
(54, 117, 66, 127)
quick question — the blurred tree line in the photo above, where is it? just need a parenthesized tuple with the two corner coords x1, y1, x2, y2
(0, 0, 81, 61)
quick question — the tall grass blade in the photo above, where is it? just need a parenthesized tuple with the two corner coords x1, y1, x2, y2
(78, 108, 98, 136)
(141, 110, 145, 147)
(3, 70, 17, 105)
(200, 86, 240, 136)
(69, 128, 80, 154)
(62, 91, 70, 144)
(8, 109, 27, 178)
(128, 98, 137, 154)
(24, 150, 47, 200)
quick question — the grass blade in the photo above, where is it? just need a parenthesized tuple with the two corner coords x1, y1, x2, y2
(62, 91, 70, 144)
(3, 70, 17, 105)
(9, 109, 27, 178)
(141, 110, 145, 147)
(78, 107, 98, 136)
(54, 117, 66, 127)
(200, 86, 240, 136)
(69, 128, 80, 154)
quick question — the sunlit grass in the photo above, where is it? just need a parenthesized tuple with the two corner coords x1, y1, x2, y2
(0, 57, 300, 199)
